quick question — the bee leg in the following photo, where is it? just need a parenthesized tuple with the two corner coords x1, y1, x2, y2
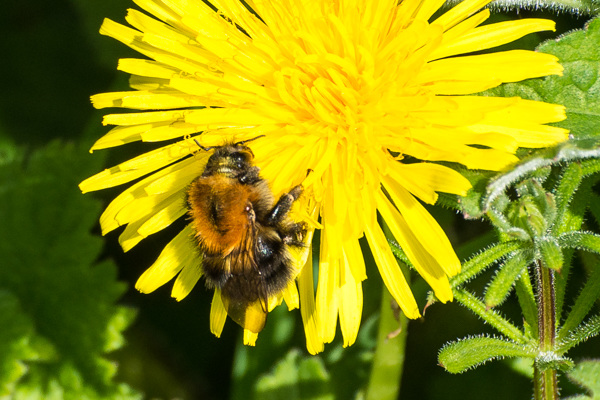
(238, 166, 261, 185)
(265, 185, 303, 226)
(283, 221, 308, 247)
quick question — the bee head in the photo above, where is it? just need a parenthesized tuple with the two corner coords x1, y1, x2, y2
(218, 144, 254, 168)
(200, 143, 255, 178)
(197, 136, 264, 178)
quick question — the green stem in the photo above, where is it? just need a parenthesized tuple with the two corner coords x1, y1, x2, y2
(534, 260, 558, 400)
(365, 288, 408, 400)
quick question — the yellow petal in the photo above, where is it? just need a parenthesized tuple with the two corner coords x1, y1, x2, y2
(339, 245, 363, 347)
(365, 223, 421, 318)
(432, 0, 492, 31)
(433, 19, 556, 60)
(80, 142, 191, 192)
(376, 194, 453, 303)
(135, 225, 195, 293)
(316, 227, 340, 343)
(282, 280, 300, 311)
(387, 162, 472, 205)
(243, 330, 258, 346)
(298, 245, 325, 355)
(381, 178, 461, 277)
(172, 262, 203, 301)
(423, 51, 563, 85)
(210, 289, 227, 338)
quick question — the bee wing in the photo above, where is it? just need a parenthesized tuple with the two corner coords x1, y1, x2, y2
(220, 294, 267, 333)
(220, 260, 270, 333)
(219, 202, 270, 333)
(228, 207, 258, 274)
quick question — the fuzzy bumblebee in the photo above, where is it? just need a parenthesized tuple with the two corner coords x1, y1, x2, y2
(186, 139, 307, 333)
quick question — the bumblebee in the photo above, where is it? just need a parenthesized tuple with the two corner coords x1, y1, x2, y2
(186, 138, 307, 333)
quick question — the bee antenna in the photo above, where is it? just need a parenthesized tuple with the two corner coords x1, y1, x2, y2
(194, 138, 214, 152)
(235, 135, 266, 147)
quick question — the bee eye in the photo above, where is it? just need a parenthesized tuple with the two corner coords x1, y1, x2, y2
(231, 151, 251, 167)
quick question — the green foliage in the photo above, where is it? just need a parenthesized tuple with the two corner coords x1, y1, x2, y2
(566, 360, 600, 399)
(254, 350, 334, 400)
(0, 291, 55, 395)
(438, 20, 600, 399)
(365, 289, 408, 400)
(460, 17, 600, 220)
(444, 154, 600, 388)
(0, 142, 139, 399)
(484, 250, 529, 308)
(558, 262, 600, 339)
(453, 290, 529, 343)
(514, 272, 538, 337)
(439, 336, 536, 373)
(445, 0, 600, 15)
(486, 17, 600, 137)
(233, 280, 381, 400)
(451, 241, 523, 288)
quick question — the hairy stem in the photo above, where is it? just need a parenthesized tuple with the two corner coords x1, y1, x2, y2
(534, 260, 558, 400)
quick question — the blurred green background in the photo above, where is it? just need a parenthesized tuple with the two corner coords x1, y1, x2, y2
(0, 1, 597, 399)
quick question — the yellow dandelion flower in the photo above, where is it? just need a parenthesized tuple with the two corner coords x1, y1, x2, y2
(81, 0, 568, 354)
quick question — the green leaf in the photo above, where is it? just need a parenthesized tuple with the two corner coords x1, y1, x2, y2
(484, 250, 530, 308)
(0, 291, 56, 396)
(554, 162, 585, 235)
(451, 241, 523, 288)
(559, 231, 600, 255)
(536, 236, 564, 271)
(589, 193, 600, 227)
(254, 350, 334, 400)
(482, 141, 600, 212)
(0, 142, 139, 399)
(538, 17, 600, 137)
(486, 17, 600, 139)
(453, 169, 496, 220)
(560, 251, 600, 338)
(454, 290, 529, 343)
(557, 314, 600, 354)
(555, 177, 595, 321)
(535, 352, 574, 372)
(445, 0, 600, 15)
(514, 270, 538, 339)
(231, 302, 301, 400)
(566, 359, 600, 399)
(438, 336, 536, 374)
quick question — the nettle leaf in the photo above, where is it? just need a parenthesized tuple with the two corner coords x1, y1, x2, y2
(565, 359, 600, 399)
(0, 141, 139, 399)
(463, 18, 600, 214)
(0, 291, 56, 396)
(438, 336, 536, 374)
(254, 349, 334, 400)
